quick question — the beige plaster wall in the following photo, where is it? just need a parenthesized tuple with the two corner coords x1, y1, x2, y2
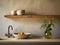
(0, 0, 60, 37)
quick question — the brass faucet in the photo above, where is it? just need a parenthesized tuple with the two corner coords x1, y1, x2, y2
(5, 25, 13, 38)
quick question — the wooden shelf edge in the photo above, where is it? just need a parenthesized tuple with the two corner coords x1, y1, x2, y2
(4, 15, 32, 18)
(4, 15, 60, 18)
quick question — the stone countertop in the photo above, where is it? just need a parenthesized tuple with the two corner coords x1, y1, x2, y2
(0, 38, 60, 42)
(0, 36, 60, 43)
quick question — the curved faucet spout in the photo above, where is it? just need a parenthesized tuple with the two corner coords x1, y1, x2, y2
(5, 25, 13, 38)
(8, 25, 13, 34)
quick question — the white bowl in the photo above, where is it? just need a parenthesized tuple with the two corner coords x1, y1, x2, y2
(13, 33, 31, 39)
(25, 33, 31, 37)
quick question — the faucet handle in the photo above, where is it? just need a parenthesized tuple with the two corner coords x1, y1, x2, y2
(5, 33, 12, 38)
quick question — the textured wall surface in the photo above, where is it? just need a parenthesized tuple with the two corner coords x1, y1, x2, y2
(0, 0, 60, 37)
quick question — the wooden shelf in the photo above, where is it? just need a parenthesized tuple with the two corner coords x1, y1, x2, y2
(4, 15, 60, 18)
(4, 15, 32, 18)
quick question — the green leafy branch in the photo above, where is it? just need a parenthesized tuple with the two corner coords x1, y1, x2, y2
(41, 18, 55, 31)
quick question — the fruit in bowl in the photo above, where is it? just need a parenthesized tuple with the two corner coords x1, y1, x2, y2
(13, 32, 31, 39)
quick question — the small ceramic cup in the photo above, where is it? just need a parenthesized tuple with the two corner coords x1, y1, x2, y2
(10, 10, 17, 15)
(16, 10, 25, 15)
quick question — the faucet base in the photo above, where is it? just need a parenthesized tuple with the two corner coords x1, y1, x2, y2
(5, 33, 12, 38)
